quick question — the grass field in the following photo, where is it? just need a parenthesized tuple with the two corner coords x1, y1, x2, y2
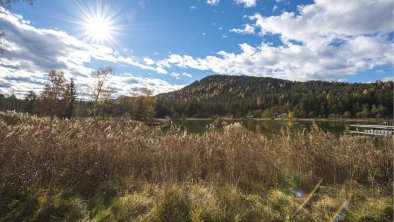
(0, 111, 392, 222)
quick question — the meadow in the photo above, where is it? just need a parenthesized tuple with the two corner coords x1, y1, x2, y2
(0, 111, 392, 221)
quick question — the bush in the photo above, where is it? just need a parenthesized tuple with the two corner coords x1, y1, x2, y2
(343, 111, 352, 118)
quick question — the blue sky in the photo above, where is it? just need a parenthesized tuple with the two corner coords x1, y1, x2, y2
(0, 0, 393, 97)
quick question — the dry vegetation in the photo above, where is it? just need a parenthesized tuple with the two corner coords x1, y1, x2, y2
(0, 111, 392, 221)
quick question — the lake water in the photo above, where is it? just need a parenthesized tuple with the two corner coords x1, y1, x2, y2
(169, 119, 378, 137)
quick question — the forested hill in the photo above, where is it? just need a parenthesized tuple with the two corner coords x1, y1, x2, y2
(155, 75, 393, 118)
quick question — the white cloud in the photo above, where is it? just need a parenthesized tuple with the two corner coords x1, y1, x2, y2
(183, 73, 192, 78)
(143, 57, 155, 65)
(207, 0, 256, 7)
(169, 73, 181, 79)
(117, 56, 167, 74)
(235, 0, 257, 8)
(249, 0, 393, 47)
(0, 10, 177, 97)
(230, 24, 255, 35)
(156, 0, 393, 81)
(0, 10, 167, 73)
(106, 74, 185, 97)
(169, 72, 192, 79)
(157, 35, 392, 81)
(207, 0, 219, 6)
(190, 6, 198, 10)
(381, 76, 394, 82)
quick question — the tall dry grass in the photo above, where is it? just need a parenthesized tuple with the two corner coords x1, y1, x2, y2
(0, 111, 393, 221)
(0, 111, 392, 192)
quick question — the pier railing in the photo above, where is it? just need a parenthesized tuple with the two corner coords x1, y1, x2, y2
(349, 124, 394, 136)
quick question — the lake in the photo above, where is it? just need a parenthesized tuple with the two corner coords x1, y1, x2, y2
(168, 119, 379, 137)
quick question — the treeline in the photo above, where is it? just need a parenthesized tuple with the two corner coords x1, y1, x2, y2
(1, 74, 392, 119)
(0, 68, 155, 120)
(156, 75, 393, 119)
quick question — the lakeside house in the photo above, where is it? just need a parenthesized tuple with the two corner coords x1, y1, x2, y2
(274, 113, 288, 119)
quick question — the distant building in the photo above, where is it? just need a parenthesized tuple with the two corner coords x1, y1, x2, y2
(274, 113, 288, 118)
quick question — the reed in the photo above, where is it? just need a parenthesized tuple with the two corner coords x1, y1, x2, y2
(0, 111, 392, 221)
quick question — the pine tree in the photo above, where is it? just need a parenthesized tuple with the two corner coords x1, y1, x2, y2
(23, 90, 37, 114)
(65, 78, 77, 118)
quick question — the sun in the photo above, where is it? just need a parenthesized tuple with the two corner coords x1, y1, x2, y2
(74, 1, 121, 45)
(84, 15, 113, 43)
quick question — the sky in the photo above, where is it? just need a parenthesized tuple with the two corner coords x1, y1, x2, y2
(0, 0, 393, 97)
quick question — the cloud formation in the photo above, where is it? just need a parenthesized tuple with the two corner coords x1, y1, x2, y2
(250, 0, 393, 47)
(235, 0, 257, 8)
(169, 72, 192, 79)
(157, 0, 393, 81)
(1, 0, 392, 97)
(0, 10, 182, 97)
(230, 24, 255, 35)
(207, 0, 220, 6)
(207, 0, 257, 7)
(105, 74, 185, 97)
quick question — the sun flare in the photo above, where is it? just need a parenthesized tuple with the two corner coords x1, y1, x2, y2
(74, 1, 121, 45)
(84, 15, 113, 43)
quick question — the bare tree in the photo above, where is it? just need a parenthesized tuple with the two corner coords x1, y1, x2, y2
(90, 66, 113, 117)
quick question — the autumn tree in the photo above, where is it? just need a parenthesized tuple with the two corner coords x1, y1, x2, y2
(288, 111, 295, 119)
(90, 66, 113, 117)
(132, 88, 155, 121)
(37, 70, 67, 117)
(143, 88, 156, 121)
(115, 95, 134, 117)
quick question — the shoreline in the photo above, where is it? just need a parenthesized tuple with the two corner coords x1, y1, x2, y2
(158, 117, 386, 122)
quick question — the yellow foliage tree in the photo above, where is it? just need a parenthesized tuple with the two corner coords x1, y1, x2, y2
(288, 111, 295, 119)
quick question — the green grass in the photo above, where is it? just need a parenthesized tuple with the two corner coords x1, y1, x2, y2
(1, 183, 392, 222)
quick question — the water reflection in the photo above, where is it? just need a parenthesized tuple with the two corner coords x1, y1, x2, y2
(169, 119, 377, 137)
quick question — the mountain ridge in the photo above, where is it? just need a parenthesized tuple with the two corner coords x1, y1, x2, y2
(155, 75, 393, 118)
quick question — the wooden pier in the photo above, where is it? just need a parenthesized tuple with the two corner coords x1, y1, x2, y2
(349, 124, 394, 136)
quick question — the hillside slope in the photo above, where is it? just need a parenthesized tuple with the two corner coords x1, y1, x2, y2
(156, 75, 393, 118)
